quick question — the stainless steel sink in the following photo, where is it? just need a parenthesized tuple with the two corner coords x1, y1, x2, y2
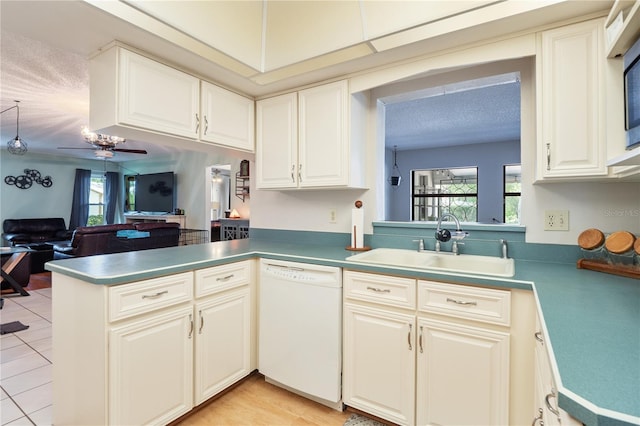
(346, 248, 515, 277)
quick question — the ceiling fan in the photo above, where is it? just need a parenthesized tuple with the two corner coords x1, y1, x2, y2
(57, 127, 147, 158)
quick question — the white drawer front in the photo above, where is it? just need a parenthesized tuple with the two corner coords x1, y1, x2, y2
(109, 272, 193, 322)
(418, 281, 510, 326)
(195, 260, 252, 298)
(344, 270, 416, 309)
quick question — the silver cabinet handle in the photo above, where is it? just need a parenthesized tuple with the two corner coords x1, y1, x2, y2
(291, 164, 296, 183)
(195, 113, 200, 133)
(188, 313, 194, 339)
(531, 408, 544, 426)
(545, 391, 559, 416)
(298, 164, 302, 182)
(419, 325, 424, 353)
(534, 331, 544, 343)
(446, 297, 477, 306)
(216, 274, 234, 282)
(199, 310, 204, 334)
(204, 115, 209, 135)
(546, 143, 551, 171)
(407, 324, 413, 351)
(366, 286, 391, 293)
(141, 290, 168, 299)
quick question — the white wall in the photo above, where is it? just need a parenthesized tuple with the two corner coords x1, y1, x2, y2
(124, 147, 253, 231)
(0, 146, 253, 235)
(0, 152, 119, 227)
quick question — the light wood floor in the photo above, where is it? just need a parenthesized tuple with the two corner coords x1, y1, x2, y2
(176, 373, 353, 426)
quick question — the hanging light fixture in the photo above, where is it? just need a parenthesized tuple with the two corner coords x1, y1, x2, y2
(1, 100, 28, 155)
(388, 145, 402, 187)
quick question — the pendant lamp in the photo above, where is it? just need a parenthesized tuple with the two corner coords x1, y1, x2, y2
(389, 145, 401, 187)
(1, 101, 28, 155)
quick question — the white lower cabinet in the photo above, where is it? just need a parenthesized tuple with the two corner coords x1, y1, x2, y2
(52, 260, 254, 426)
(109, 306, 194, 425)
(343, 303, 416, 425)
(533, 313, 582, 426)
(416, 318, 510, 426)
(343, 271, 527, 426)
(194, 287, 251, 404)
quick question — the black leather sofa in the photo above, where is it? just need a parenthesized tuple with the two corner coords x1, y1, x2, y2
(2, 218, 72, 246)
(53, 222, 181, 259)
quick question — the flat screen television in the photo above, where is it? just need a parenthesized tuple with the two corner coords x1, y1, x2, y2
(624, 36, 640, 149)
(128, 172, 176, 214)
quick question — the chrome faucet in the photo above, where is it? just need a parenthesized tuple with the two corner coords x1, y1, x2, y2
(413, 238, 426, 252)
(435, 213, 469, 255)
(500, 239, 508, 259)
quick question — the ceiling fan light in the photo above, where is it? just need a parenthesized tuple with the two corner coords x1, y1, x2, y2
(95, 150, 114, 158)
(7, 136, 27, 155)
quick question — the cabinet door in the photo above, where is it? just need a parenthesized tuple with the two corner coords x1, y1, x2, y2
(298, 80, 350, 187)
(256, 92, 298, 189)
(200, 81, 255, 152)
(343, 303, 415, 426)
(118, 49, 200, 139)
(194, 287, 251, 405)
(109, 306, 193, 425)
(537, 18, 606, 178)
(416, 318, 510, 426)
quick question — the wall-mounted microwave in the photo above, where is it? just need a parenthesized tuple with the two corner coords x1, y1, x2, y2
(624, 36, 640, 150)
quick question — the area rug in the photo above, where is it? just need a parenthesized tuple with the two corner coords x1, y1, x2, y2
(343, 413, 388, 426)
(0, 321, 29, 334)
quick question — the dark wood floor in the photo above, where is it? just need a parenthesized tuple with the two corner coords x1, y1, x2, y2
(0, 271, 52, 295)
(26, 271, 52, 290)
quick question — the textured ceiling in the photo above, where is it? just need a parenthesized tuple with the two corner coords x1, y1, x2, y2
(385, 78, 521, 150)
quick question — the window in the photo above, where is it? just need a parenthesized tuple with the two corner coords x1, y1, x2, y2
(124, 175, 136, 212)
(88, 172, 106, 226)
(412, 167, 478, 221)
(503, 165, 521, 224)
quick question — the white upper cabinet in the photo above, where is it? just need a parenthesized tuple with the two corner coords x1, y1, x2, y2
(200, 81, 254, 152)
(255, 92, 299, 188)
(91, 46, 200, 139)
(536, 18, 607, 180)
(90, 44, 255, 153)
(298, 80, 350, 187)
(256, 80, 367, 189)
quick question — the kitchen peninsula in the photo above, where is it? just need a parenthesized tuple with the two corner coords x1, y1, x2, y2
(47, 238, 640, 426)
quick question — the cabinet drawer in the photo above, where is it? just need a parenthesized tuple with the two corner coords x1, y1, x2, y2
(195, 260, 252, 298)
(344, 270, 416, 309)
(418, 281, 510, 326)
(109, 272, 193, 322)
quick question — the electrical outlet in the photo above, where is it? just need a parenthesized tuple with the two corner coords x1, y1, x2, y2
(328, 208, 337, 224)
(544, 210, 569, 231)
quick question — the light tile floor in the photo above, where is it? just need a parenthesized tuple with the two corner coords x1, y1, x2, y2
(1, 289, 52, 426)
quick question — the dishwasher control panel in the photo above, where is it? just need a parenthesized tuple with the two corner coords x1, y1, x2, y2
(261, 260, 342, 286)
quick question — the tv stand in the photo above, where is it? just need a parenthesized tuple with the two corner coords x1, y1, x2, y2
(124, 214, 186, 228)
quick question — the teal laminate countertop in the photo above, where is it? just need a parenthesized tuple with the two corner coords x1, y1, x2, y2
(46, 239, 640, 426)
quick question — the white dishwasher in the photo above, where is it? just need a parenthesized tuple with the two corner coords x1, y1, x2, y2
(258, 259, 342, 408)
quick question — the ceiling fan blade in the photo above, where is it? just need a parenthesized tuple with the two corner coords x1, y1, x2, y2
(57, 147, 95, 150)
(113, 148, 148, 154)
